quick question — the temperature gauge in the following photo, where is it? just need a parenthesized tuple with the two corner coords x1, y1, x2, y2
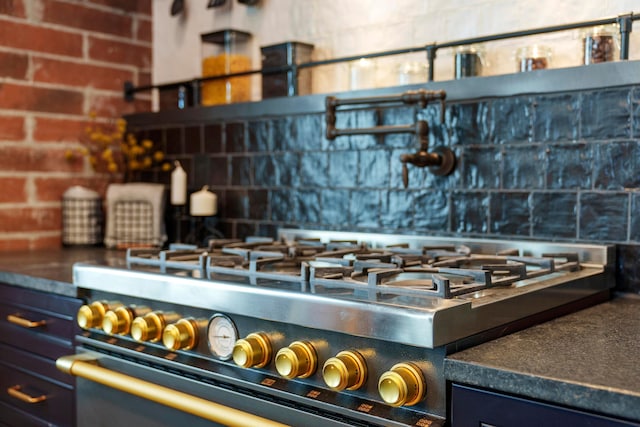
(207, 314, 238, 360)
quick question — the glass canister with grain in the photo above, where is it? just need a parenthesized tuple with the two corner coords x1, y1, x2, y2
(583, 25, 620, 65)
(516, 45, 552, 72)
(200, 29, 252, 106)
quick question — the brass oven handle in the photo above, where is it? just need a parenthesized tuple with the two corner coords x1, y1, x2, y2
(7, 385, 47, 403)
(7, 314, 47, 328)
(56, 355, 289, 427)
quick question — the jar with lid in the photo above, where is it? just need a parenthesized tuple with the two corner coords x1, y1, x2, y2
(395, 61, 428, 85)
(349, 58, 377, 90)
(583, 25, 620, 65)
(454, 45, 484, 79)
(200, 29, 252, 106)
(516, 45, 552, 72)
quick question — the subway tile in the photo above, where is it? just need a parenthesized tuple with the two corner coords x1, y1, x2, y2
(274, 153, 301, 187)
(532, 94, 579, 142)
(581, 89, 631, 140)
(380, 191, 413, 228)
(381, 106, 415, 148)
(231, 155, 252, 186)
(272, 117, 294, 151)
(165, 127, 183, 154)
(332, 108, 380, 150)
(447, 101, 491, 145)
(350, 190, 380, 228)
(531, 192, 576, 239)
(184, 125, 202, 153)
(593, 141, 640, 190)
(321, 189, 350, 226)
(388, 147, 459, 191)
(248, 190, 269, 220)
(225, 122, 246, 153)
(204, 124, 223, 153)
(300, 152, 329, 187)
(629, 193, 640, 242)
(490, 96, 533, 144)
(256, 223, 280, 239)
(615, 244, 640, 293)
(451, 191, 489, 233)
(253, 155, 277, 187)
(247, 120, 272, 152)
(271, 189, 299, 222)
(225, 189, 249, 219)
(358, 149, 390, 188)
(413, 190, 449, 231)
(580, 192, 628, 241)
(546, 143, 592, 189)
(461, 146, 501, 189)
(293, 114, 324, 151)
(297, 189, 321, 224)
(503, 145, 545, 190)
(328, 151, 358, 188)
(209, 156, 228, 186)
(490, 192, 530, 236)
(235, 222, 258, 239)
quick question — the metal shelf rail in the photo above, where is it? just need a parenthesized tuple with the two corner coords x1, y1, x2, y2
(123, 12, 638, 106)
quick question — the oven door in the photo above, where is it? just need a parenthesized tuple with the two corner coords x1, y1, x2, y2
(58, 349, 354, 427)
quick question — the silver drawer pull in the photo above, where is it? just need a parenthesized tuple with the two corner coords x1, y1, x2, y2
(7, 314, 47, 328)
(7, 385, 47, 404)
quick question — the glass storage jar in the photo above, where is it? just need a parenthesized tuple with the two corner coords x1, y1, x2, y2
(200, 29, 252, 106)
(395, 61, 428, 85)
(516, 45, 552, 72)
(454, 45, 484, 79)
(583, 25, 620, 65)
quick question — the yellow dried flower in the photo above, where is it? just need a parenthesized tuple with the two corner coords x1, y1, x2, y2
(142, 156, 152, 168)
(107, 162, 118, 173)
(142, 139, 153, 149)
(64, 149, 74, 160)
(153, 151, 164, 162)
(161, 162, 171, 171)
(101, 148, 113, 161)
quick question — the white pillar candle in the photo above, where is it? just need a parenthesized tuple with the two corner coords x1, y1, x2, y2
(170, 161, 187, 205)
(190, 185, 217, 216)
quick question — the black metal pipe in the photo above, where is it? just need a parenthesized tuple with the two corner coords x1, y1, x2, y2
(330, 124, 415, 138)
(618, 13, 634, 60)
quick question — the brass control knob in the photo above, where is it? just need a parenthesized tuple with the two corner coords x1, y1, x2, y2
(131, 311, 179, 342)
(378, 363, 426, 407)
(275, 341, 317, 379)
(163, 318, 199, 351)
(77, 301, 118, 329)
(102, 307, 135, 335)
(322, 350, 367, 391)
(232, 333, 272, 368)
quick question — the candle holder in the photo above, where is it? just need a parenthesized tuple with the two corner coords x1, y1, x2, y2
(172, 205, 187, 243)
(185, 215, 223, 246)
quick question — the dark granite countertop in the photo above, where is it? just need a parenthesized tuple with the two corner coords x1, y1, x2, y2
(445, 293, 640, 422)
(0, 247, 125, 297)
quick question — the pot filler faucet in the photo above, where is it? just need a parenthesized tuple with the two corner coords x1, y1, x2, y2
(325, 89, 455, 188)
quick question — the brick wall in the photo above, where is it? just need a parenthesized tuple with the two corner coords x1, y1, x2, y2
(0, 0, 152, 251)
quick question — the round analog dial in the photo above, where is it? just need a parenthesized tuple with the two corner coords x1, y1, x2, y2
(207, 314, 238, 360)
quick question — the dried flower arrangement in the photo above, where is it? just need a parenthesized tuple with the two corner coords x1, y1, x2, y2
(65, 112, 171, 179)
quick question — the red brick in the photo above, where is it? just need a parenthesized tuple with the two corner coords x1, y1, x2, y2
(138, 71, 151, 87)
(0, 20, 82, 57)
(0, 238, 30, 251)
(0, 82, 84, 114)
(88, 93, 151, 117)
(35, 176, 109, 201)
(33, 57, 134, 91)
(0, 0, 25, 18)
(0, 177, 26, 202)
(0, 146, 83, 172)
(88, 0, 151, 15)
(0, 116, 25, 140)
(0, 207, 61, 232)
(34, 117, 87, 142)
(136, 18, 151, 43)
(42, 0, 132, 38)
(31, 234, 62, 249)
(89, 35, 151, 69)
(0, 51, 28, 79)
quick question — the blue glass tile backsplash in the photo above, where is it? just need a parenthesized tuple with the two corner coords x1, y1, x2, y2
(131, 84, 640, 293)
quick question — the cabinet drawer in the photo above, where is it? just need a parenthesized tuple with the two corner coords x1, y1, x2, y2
(0, 342, 74, 387)
(0, 400, 51, 427)
(0, 362, 74, 427)
(0, 306, 75, 359)
(0, 283, 81, 317)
